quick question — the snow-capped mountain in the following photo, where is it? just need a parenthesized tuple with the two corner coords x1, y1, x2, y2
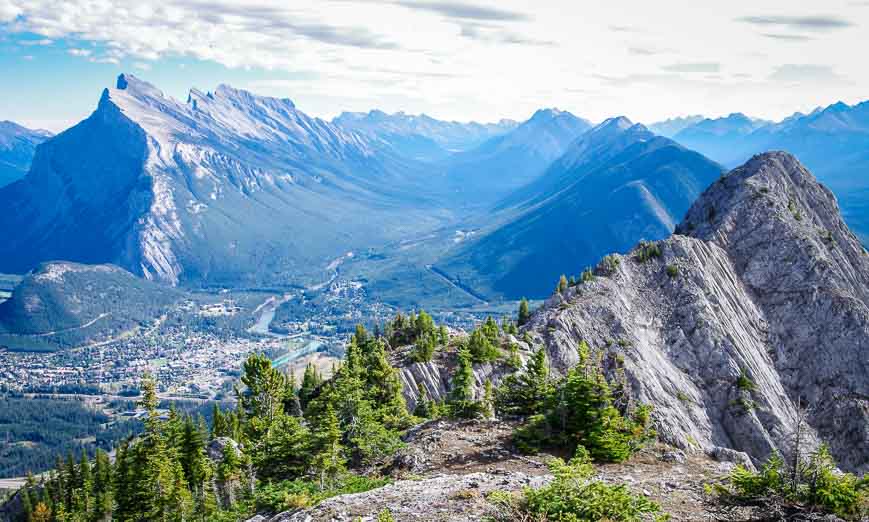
(646, 115, 704, 138)
(333, 110, 516, 160)
(0, 74, 448, 286)
(0, 121, 52, 188)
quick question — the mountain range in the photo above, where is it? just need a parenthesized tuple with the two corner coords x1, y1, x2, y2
(0, 120, 52, 188)
(435, 117, 724, 299)
(670, 102, 869, 239)
(332, 109, 516, 161)
(3, 73, 869, 317)
(0, 74, 452, 287)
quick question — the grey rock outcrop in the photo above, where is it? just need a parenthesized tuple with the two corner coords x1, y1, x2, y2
(522, 152, 869, 472)
(265, 471, 548, 522)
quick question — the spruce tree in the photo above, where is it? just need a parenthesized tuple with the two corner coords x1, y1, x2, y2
(312, 404, 346, 490)
(518, 298, 531, 326)
(448, 347, 478, 418)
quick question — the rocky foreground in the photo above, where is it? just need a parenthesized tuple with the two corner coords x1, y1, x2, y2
(253, 420, 756, 522)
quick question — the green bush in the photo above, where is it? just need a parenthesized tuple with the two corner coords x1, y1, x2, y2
(634, 241, 662, 263)
(710, 446, 869, 520)
(488, 449, 663, 521)
(665, 264, 678, 278)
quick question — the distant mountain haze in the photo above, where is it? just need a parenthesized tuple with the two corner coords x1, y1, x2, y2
(672, 101, 869, 240)
(0, 121, 52, 188)
(435, 117, 724, 299)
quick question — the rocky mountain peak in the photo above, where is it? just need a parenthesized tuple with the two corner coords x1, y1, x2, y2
(518, 152, 869, 473)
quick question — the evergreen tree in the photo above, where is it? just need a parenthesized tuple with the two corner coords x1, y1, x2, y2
(413, 382, 434, 419)
(238, 353, 287, 442)
(311, 404, 346, 490)
(518, 298, 531, 326)
(19, 487, 32, 522)
(557, 274, 569, 294)
(438, 325, 449, 346)
(467, 328, 499, 363)
(448, 347, 479, 418)
(497, 346, 551, 416)
(299, 363, 322, 410)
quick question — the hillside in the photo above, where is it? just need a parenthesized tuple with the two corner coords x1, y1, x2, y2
(0, 262, 180, 351)
(436, 117, 723, 299)
(0, 121, 51, 188)
(0, 74, 451, 288)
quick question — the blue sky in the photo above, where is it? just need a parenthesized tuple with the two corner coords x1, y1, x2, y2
(1, 1, 868, 132)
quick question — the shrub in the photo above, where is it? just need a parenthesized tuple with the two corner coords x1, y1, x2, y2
(710, 447, 868, 520)
(634, 241, 662, 263)
(735, 371, 756, 392)
(581, 267, 594, 283)
(665, 264, 679, 278)
(488, 449, 663, 521)
(599, 255, 621, 275)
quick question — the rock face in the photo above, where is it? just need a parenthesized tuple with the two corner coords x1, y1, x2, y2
(0, 74, 446, 286)
(522, 152, 869, 472)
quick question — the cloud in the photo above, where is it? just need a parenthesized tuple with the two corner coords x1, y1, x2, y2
(769, 64, 848, 84)
(133, 61, 152, 71)
(736, 15, 854, 31)
(18, 38, 53, 46)
(67, 48, 92, 57)
(761, 33, 814, 41)
(661, 62, 721, 73)
(458, 22, 552, 46)
(22, 54, 34, 60)
(629, 47, 662, 56)
(393, 1, 531, 22)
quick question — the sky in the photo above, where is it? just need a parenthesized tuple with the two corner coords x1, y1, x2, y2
(0, 0, 867, 132)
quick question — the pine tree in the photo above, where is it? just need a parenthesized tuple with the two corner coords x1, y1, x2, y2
(299, 363, 322, 410)
(518, 298, 531, 326)
(467, 328, 499, 363)
(238, 353, 287, 441)
(438, 325, 449, 346)
(557, 274, 568, 294)
(448, 347, 478, 418)
(311, 404, 346, 490)
(20, 487, 33, 522)
(497, 346, 551, 416)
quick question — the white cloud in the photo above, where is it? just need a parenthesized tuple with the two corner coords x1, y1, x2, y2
(19, 38, 53, 45)
(133, 61, 152, 71)
(1, 0, 868, 124)
(67, 48, 92, 57)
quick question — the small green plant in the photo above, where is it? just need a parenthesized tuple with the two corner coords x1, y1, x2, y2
(599, 254, 621, 275)
(736, 371, 756, 392)
(709, 447, 868, 520)
(635, 241, 662, 263)
(580, 267, 594, 283)
(488, 449, 664, 521)
(666, 264, 679, 278)
(377, 508, 396, 521)
(676, 391, 691, 403)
